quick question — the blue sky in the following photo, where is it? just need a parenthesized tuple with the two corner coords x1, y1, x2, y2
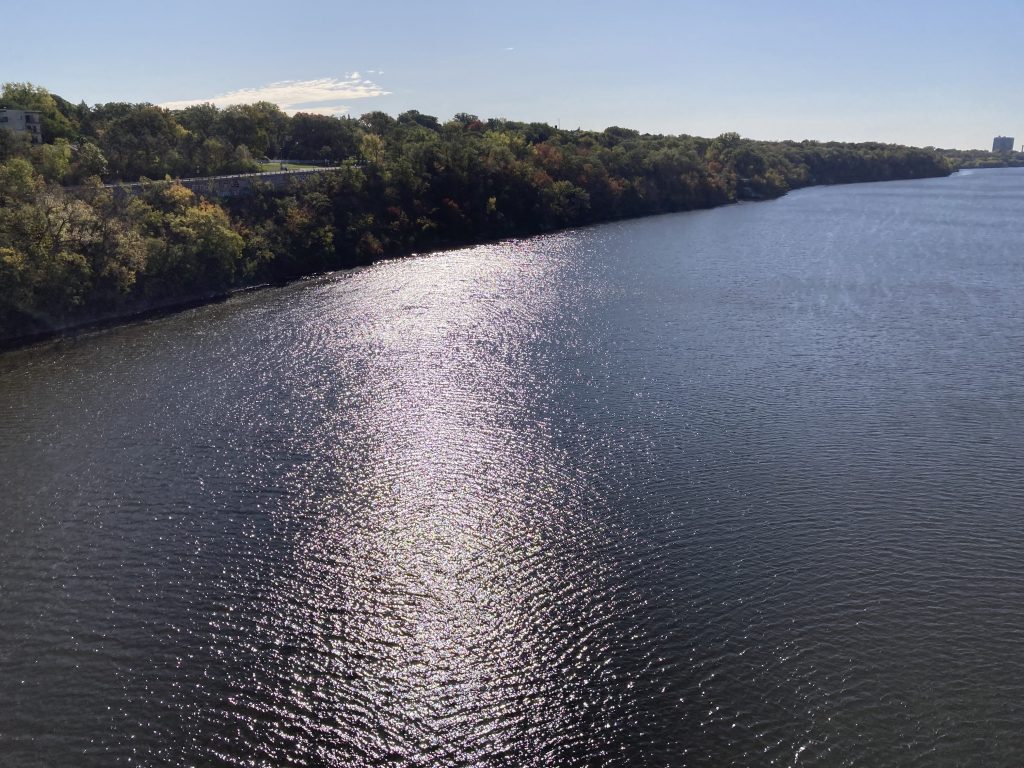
(4, 0, 1022, 149)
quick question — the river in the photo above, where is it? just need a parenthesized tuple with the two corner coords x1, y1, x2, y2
(2, 169, 1023, 766)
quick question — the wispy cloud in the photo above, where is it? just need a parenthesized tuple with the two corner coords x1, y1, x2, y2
(159, 76, 389, 116)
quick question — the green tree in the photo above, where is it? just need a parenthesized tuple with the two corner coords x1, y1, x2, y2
(31, 138, 73, 182)
(288, 113, 360, 162)
(70, 141, 109, 182)
(99, 105, 184, 180)
(219, 102, 289, 158)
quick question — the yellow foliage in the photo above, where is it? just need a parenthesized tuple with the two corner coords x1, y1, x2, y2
(0, 246, 26, 272)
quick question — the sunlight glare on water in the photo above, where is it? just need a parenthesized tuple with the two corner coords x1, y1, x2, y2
(2, 171, 1024, 767)
(179, 238, 643, 766)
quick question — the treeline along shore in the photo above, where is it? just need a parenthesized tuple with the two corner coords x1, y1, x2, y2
(1, 82, 955, 345)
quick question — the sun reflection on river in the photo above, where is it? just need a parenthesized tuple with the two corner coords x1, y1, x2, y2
(240, 239, 631, 765)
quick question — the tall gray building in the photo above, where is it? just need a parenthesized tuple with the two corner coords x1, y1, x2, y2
(0, 106, 43, 144)
(992, 135, 1015, 152)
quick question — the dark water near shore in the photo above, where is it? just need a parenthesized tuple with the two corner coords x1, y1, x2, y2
(2, 169, 1023, 767)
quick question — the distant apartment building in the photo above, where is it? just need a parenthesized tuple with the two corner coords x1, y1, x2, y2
(0, 106, 43, 144)
(992, 135, 1015, 153)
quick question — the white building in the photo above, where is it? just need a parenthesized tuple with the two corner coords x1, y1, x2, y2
(0, 107, 43, 144)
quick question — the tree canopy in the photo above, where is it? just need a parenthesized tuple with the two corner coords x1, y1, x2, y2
(0, 82, 956, 343)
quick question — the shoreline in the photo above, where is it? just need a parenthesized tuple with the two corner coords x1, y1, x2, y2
(0, 171, 956, 353)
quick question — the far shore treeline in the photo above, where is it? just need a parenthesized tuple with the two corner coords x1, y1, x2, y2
(0, 82, 964, 343)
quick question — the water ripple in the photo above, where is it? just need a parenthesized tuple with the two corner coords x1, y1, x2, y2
(2, 173, 1024, 765)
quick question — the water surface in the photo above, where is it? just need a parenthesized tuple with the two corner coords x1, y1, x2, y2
(2, 169, 1023, 766)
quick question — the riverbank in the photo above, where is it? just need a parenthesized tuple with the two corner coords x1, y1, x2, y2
(0, 284, 267, 352)
(1, 110, 953, 347)
(0, 167, 955, 351)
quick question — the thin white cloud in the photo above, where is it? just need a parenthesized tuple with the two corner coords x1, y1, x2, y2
(159, 76, 389, 115)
